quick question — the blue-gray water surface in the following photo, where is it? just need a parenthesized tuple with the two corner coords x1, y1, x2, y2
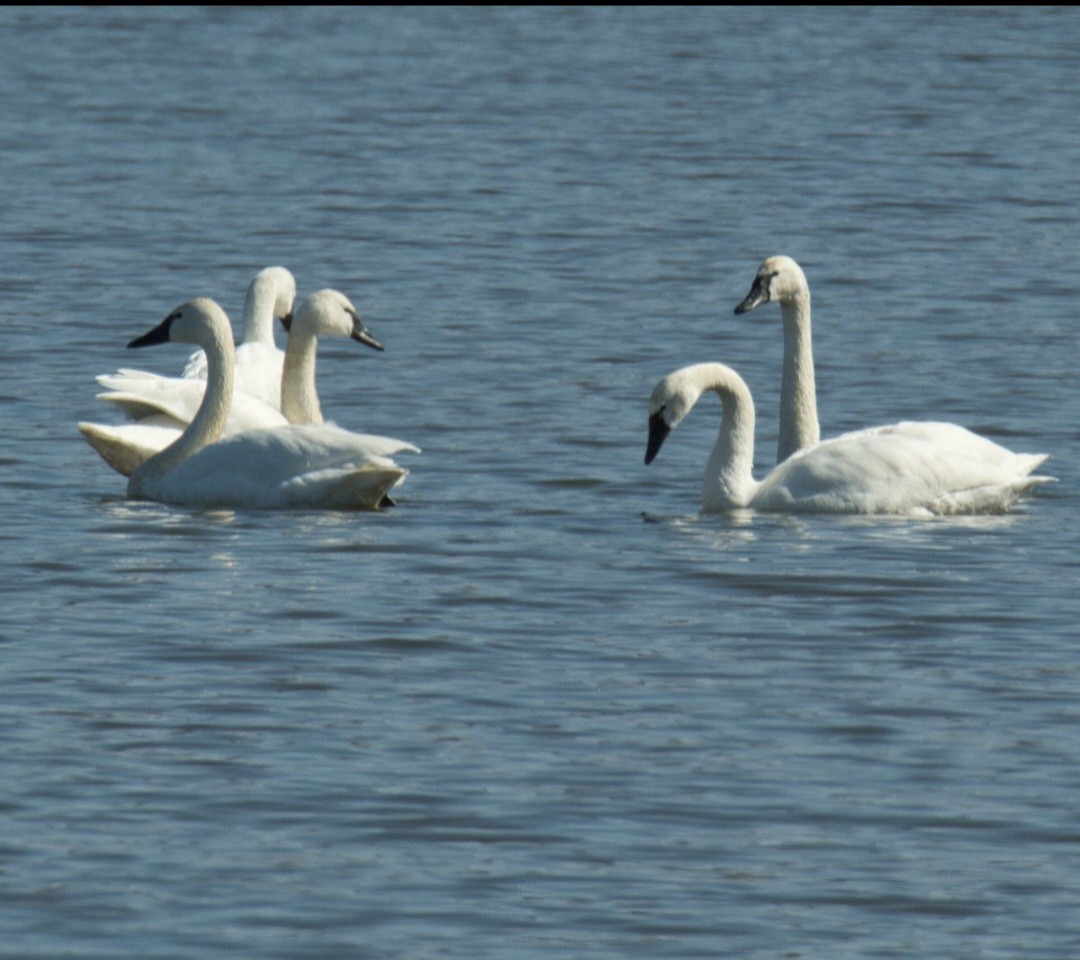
(1, 7, 1078, 959)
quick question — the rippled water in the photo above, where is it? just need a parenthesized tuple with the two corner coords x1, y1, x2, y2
(2, 7, 1078, 959)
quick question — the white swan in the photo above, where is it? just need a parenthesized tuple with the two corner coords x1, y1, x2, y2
(106, 266, 296, 411)
(645, 362, 1053, 515)
(733, 256, 1056, 491)
(109, 298, 410, 510)
(81, 290, 414, 476)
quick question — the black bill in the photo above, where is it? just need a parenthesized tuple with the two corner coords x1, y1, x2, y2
(350, 312, 384, 351)
(128, 312, 177, 349)
(734, 273, 772, 314)
(645, 411, 671, 465)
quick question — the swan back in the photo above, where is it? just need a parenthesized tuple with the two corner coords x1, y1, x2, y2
(79, 417, 183, 477)
(141, 423, 408, 510)
(95, 372, 286, 433)
(756, 422, 1054, 515)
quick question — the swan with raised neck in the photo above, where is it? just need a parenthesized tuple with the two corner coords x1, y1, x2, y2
(119, 297, 412, 509)
(128, 299, 235, 499)
(98, 287, 382, 434)
(180, 265, 296, 408)
(82, 291, 410, 478)
(279, 289, 383, 425)
(645, 361, 1053, 515)
(734, 255, 818, 463)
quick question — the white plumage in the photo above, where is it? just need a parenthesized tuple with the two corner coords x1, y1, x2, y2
(83, 266, 298, 474)
(179, 265, 295, 408)
(85, 297, 415, 510)
(646, 362, 1052, 516)
(133, 422, 412, 511)
(733, 255, 1054, 482)
(81, 289, 413, 478)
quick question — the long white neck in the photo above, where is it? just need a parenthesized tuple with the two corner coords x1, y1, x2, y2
(128, 329, 234, 495)
(682, 364, 758, 511)
(280, 327, 323, 425)
(240, 275, 279, 346)
(777, 287, 819, 463)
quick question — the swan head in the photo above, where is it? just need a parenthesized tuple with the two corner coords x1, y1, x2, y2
(644, 371, 695, 464)
(645, 363, 752, 466)
(282, 289, 384, 351)
(128, 297, 231, 349)
(734, 255, 808, 314)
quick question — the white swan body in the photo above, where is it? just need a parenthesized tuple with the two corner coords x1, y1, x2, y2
(645, 363, 1053, 516)
(105, 265, 296, 412)
(81, 289, 417, 477)
(134, 422, 410, 511)
(91, 298, 410, 510)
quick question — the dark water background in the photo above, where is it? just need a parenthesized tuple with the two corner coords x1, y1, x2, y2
(1, 8, 1077, 958)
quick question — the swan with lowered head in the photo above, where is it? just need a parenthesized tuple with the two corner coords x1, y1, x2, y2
(81, 289, 416, 477)
(645, 362, 1052, 515)
(106, 265, 297, 411)
(102, 298, 411, 509)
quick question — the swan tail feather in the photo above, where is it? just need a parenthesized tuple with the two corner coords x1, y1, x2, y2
(280, 461, 408, 510)
(96, 368, 171, 386)
(79, 421, 155, 478)
(96, 386, 200, 426)
(1016, 453, 1050, 475)
(926, 474, 1057, 515)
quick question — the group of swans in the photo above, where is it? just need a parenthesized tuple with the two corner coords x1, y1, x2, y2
(645, 256, 1053, 516)
(80, 267, 418, 510)
(82, 258, 1052, 517)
